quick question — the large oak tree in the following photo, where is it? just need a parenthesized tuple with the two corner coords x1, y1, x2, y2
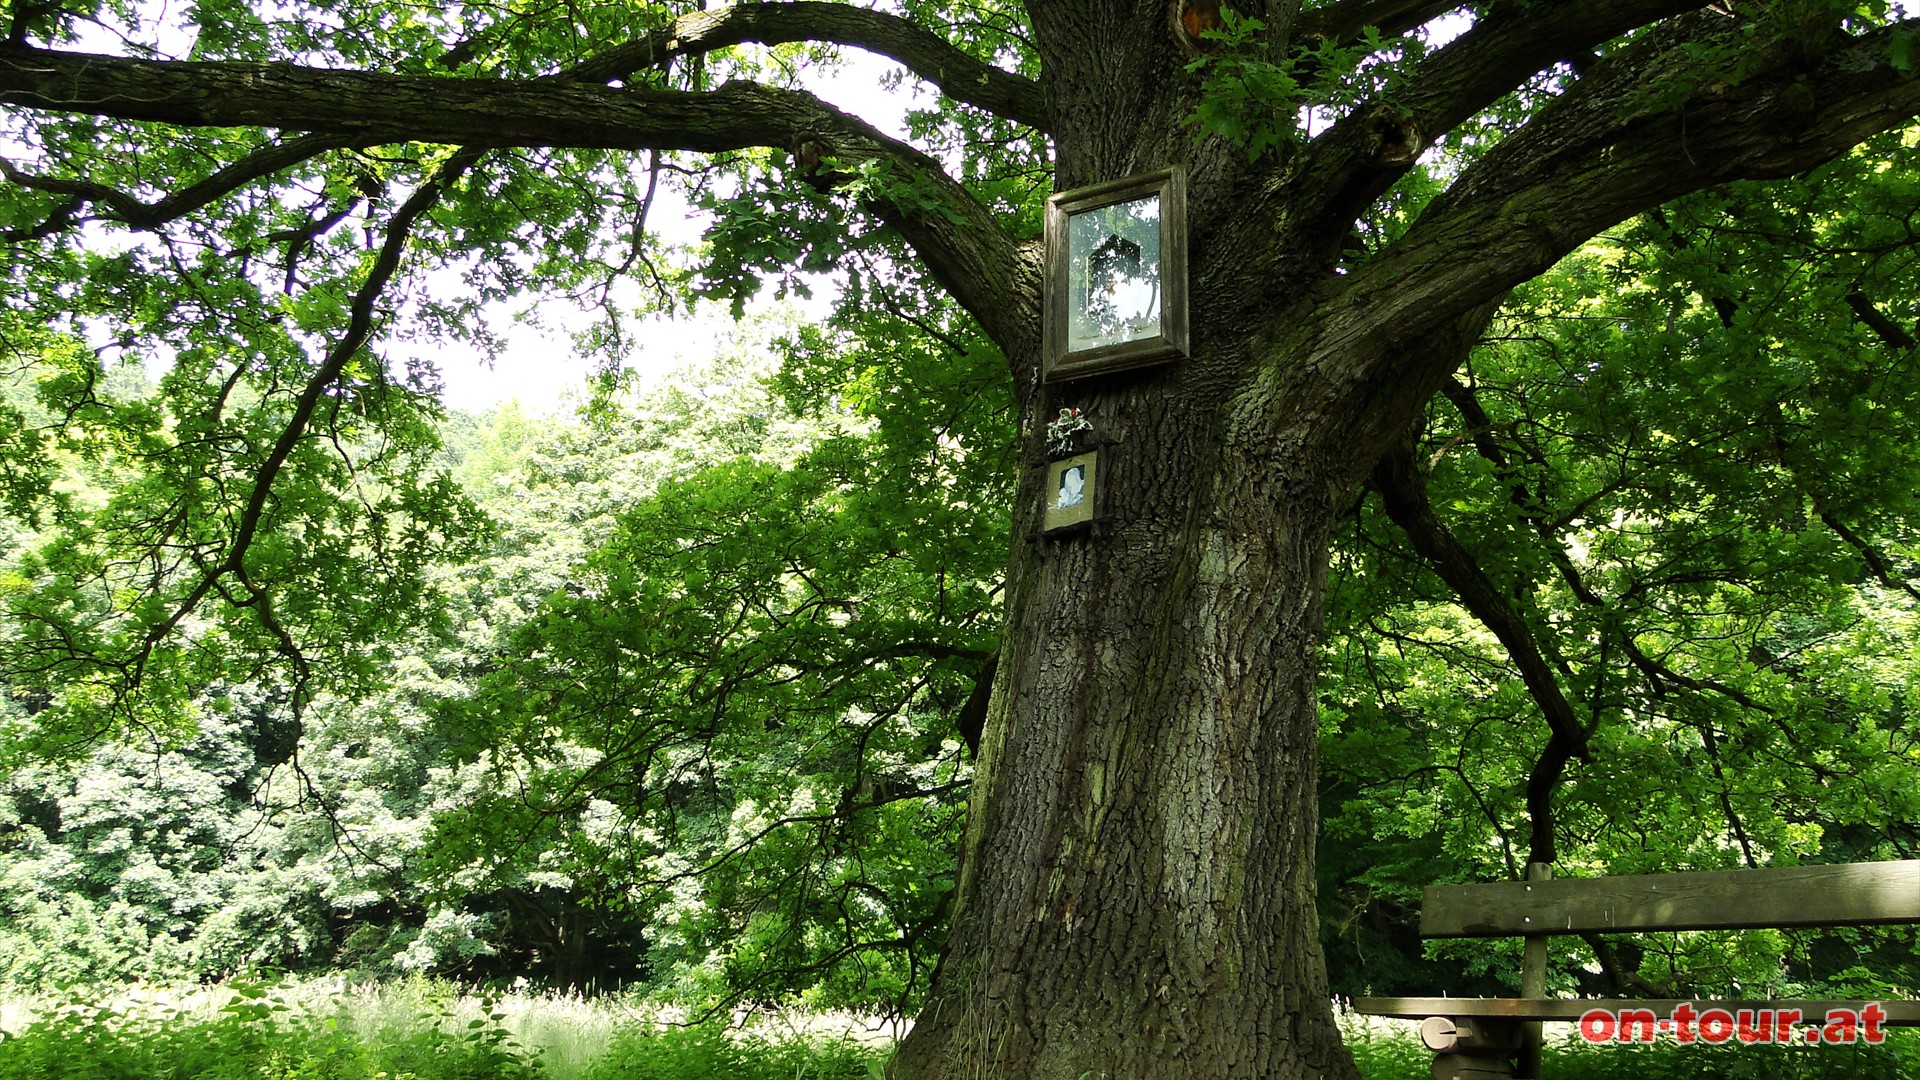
(5, 0, 1920, 1076)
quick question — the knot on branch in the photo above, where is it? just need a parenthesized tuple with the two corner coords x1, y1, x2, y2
(1364, 105, 1424, 168)
(1772, 78, 1821, 130)
(1175, 0, 1225, 55)
(793, 134, 850, 193)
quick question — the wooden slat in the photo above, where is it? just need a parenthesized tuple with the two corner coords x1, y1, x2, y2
(1354, 997, 1920, 1026)
(1421, 860, 1920, 937)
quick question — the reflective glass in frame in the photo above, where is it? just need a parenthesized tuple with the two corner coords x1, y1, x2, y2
(1042, 451, 1099, 533)
(1044, 169, 1188, 381)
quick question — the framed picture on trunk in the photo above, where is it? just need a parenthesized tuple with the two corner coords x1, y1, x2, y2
(1043, 168, 1189, 382)
(1043, 450, 1099, 534)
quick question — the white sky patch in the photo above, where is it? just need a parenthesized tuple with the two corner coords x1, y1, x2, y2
(427, 48, 908, 415)
(28, 16, 909, 416)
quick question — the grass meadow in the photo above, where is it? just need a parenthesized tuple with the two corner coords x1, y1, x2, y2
(0, 980, 1912, 1079)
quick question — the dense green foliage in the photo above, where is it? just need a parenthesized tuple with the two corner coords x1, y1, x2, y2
(10, 152, 1920, 1009)
(8, 138, 1920, 1016)
(1, 304, 1011, 1005)
(1317, 131, 1920, 1001)
(3, 1, 1920, 1065)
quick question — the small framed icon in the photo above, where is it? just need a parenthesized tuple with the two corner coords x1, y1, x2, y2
(1042, 451, 1099, 534)
(1043, 168, 1189, 382)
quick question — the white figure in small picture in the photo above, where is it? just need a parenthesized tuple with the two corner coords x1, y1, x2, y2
(1057, 465, 1085, 509)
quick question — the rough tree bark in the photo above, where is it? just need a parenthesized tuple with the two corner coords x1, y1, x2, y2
(5, 1, 1920, 1078)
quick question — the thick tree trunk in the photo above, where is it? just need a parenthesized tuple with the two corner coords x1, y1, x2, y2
(894, 344, 1363, 1077)
(889, 5, 1380, 1072)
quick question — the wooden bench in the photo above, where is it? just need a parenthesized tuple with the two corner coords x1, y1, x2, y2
(1353, 860, 1920, 1079)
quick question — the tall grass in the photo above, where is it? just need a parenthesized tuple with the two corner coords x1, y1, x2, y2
(1344, 1011, 1920, 1080)
(1536, 1032, 1917, 1080)
(0, 979, 888, 1080)
(1, 981, 1911, 1079)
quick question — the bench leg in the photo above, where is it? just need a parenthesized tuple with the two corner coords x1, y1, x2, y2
(1423, 1017, 1521, 1080)
(1431, 1051, 1516, 1079)
(1515, 862, 1552, 1079)
(1516, 1021, 1541, 1078)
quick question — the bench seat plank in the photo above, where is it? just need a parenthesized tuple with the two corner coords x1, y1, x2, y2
(1421, 860, 1920, 937)
(1354, 997, 1920, 1025)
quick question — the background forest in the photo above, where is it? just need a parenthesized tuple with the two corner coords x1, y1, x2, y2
(5, 122, 1920, 1075)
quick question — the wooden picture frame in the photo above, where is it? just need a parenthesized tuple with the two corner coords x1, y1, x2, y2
(1042, 451, 1099, 534)
(1043, 168, 1189, 382)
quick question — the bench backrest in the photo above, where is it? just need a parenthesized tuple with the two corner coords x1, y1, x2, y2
(1422, 859, 1920, 938)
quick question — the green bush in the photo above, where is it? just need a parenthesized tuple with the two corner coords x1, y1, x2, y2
(0, 895, 192, 993)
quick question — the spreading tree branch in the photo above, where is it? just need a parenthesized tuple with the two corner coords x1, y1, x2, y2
(1437, 377, 1619, 607)
(1579, 932, 1677, 998)
(123, 147, 485, 706)
(0, 42, 1037, 354)
(0, 43, 859, 151)
(1818, 509, 1920, 602)
(1845, 288, 1918, 351)
(556, 1, 1048, 130)
(1622, 636, 1776, 715)
(1288, 0, 1704, 248)
(1296, 0, 1469, 49)
(0, 133, 359, 235)
(1627, 212, 1920, 601)
(954, 649, 997, 755)
(1371, 421, 1590, 864)
(1305, 15, 1920, 447)
(1758, 399, 1920, 602)
(1394, 0, 1706, 143)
